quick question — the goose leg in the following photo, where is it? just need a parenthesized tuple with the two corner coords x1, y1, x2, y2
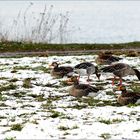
(119, 78, 122, 85)
(77, 75, 80, 81)
(112, 76, 116, 86)
(87, 75, 90, 81)
(87, 75, 92, 82)
(112, 78, 114, 86)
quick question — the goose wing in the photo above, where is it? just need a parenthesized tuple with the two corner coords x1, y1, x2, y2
(123, 92, 140, 103)
(86, 86, 99, 93)
(124, 92, 140, 98)
(75, 62, 93, 69)
(75, 84, 99, 92)
(54, 67, 73, 74)
(107, 56, 122, 63)
(101, 63, 127, 73)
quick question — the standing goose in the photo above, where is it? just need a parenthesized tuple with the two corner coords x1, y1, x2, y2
(68, 76, 99, 97)
(50, 62, 73, 78)
(95, 52, 122, 65)
(74, 62, 101, 81)
(101, 63, 140, 85)
(117, 85, 140, 105)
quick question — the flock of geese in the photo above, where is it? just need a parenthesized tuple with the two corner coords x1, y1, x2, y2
(49, 52, 140, 105)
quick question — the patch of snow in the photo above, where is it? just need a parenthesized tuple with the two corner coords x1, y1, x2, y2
(0, 55, 139, 139)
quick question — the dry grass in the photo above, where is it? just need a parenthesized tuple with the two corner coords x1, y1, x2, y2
(0, 3, 70, 44)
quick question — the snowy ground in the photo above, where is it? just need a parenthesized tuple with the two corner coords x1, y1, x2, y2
(0, 54, 140, 139)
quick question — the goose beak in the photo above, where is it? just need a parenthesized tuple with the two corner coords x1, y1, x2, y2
(66, 78, 72, 82)
(65, 78, 74, 85)
(66, 76, 79, 84)
(117, 85, 121, 90)
(49, 64, 53, 68)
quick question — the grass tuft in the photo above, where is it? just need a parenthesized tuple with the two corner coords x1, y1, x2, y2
(4, 137, 16, 140)
(98, 118, 125, 124)
(0, 84, 17, 92)
(11, 124, 23, 131)
(23, 78, 32, 88)
(50, 110, 65, 118)
(9, 78, 19, 82)
(133, 129, 140, 133)
(58, 126, 70, 131)
(100, 133, 111, 139)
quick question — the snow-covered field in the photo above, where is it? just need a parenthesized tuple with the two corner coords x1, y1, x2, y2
(0, 55, 140, 139)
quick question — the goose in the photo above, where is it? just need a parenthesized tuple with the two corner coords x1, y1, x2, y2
(101, 63, 140, 85)
(49, 62, 73, 78)
(95, 52, 122, 65)
(68, 76, 99, 97)
(74, 62, 101, 81)
(117, 85, 140, 105)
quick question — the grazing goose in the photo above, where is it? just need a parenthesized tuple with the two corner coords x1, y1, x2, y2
(74, 62, 101, 81)
(50, 62, 73, 78)
(101, 63, 140, 85)
(95, 52, 122, 65)
(68, 76, 99, 97)
(117, 85, 140, 105)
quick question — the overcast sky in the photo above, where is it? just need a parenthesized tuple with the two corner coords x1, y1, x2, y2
(0, 0, 140, 1)
(0, 0, 140, 43)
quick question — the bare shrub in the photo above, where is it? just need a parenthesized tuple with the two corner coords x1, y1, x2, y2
(0, 3, 71, 43)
